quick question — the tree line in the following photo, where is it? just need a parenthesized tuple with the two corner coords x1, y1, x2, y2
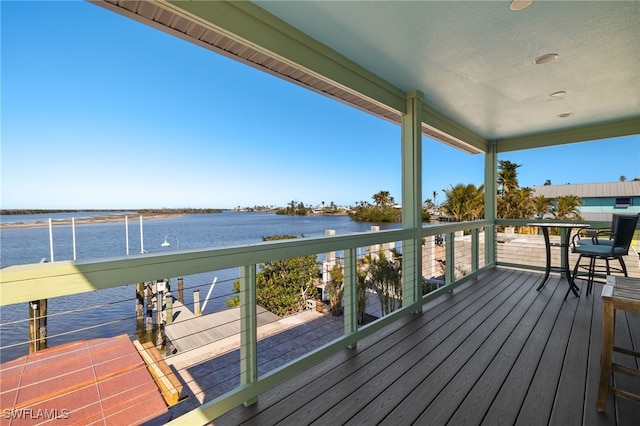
(223, 162, 586, 320)
(0, 208, 223, 215)
(431, 160, 582, 222)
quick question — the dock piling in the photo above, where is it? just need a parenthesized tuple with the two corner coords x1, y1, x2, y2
(135, 282, 144, 319)
(177, 277, 184, 303)
(28, 299, 47, 353)
(166, 293, 173, 325)
(194, 290, 201, 317)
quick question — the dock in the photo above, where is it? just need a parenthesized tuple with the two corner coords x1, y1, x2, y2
(165, 302, 282, 362)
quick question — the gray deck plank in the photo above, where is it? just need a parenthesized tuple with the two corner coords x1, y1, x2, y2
(516, 280, 580, 425)
(372, 270, 534, 426)
(447, 275, 561, 425)
(217, 278, 482, 426)
(304, 270, 520, 426)
(549, 281, 595, 425)
(208, 269, 640, 426)
(412, 272, 543, 425)
(268, 270, 512, 426)
(480, 275, 567, 426)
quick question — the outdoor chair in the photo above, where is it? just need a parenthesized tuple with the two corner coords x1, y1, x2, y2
(567, 213, 639, 299)
(573, 214, 622, 247)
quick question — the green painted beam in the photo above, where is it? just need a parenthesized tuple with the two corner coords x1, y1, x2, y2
(496, 117, 640, 153)
(101, 0, 488, 156)
(164, 0, 406, 115)
(422, 104, 487, 154)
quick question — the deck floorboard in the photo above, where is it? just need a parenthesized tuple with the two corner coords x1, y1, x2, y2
(211, 268, 640, 426)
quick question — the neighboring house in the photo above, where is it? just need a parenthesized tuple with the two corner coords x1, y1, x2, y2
(532, 181, 640, 252)
(531, 181, 640, 222)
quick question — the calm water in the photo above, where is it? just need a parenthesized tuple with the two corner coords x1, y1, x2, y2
(0, 211, 399, 361)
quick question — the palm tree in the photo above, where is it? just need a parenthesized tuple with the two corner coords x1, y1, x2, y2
(442, 183, 485, 222)
(533, 194, 550, 219)
(497, 160, 521, 196)
(513, 187, 536, 219)
(498, 187, 537, 219)
(372, 191, 392, 207)
(552, 195, 583, 220)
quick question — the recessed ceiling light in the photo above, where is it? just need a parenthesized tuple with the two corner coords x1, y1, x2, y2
(558, 112, 574, 118)
(533, 53, 559, 65)
(510, 0, 533, 11)
(550, 91, 567, 98)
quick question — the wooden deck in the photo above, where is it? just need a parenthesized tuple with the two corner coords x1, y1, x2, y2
(213, 268, 640, 426)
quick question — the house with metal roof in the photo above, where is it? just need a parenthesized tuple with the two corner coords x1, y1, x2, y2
(532, 181, 640, 222)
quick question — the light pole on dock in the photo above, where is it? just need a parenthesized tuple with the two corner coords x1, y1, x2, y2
(161, 233, 180, 250)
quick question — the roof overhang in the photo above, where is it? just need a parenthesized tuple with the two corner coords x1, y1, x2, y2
(91, 1, 640, 155)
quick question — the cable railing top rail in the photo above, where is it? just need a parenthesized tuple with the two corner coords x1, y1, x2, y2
(0, 228, 415, 306)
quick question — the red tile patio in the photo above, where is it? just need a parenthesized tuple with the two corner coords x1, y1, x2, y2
(0, 335, 170, 425)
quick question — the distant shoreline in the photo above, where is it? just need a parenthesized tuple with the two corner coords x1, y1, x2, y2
(0, 213, 184, 229)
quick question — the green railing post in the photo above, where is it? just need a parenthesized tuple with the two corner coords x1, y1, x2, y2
(344, 248, 358, 349)
(445, 232, 455, 286)
(472, 228, 479, 272)
(240, 264, 258, 406)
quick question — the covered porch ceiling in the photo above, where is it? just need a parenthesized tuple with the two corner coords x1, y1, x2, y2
(93, 0, 639, 154)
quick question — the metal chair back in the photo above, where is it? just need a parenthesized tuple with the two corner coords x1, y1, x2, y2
(611, 214, 639, 255)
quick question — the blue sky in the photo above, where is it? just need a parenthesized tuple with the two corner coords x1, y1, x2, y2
(2, 1, 638, 210)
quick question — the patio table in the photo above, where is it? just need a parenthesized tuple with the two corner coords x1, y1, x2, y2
(526, 222, 590, 297)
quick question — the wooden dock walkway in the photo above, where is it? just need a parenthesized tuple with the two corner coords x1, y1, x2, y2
(164, 301, 281, 356)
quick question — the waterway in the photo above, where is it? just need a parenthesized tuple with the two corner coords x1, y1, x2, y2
(0, 211, 400, 362)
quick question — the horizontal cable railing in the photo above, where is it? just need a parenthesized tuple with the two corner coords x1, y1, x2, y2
(495, 219, 640, 279)
(1, 221, 497, 424)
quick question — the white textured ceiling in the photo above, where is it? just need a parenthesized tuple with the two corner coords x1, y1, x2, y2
(255, 0, 640, 141)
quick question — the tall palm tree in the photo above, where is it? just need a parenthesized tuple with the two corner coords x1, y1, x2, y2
(372, 191, 392, 207)
(442, 183, 485, 222)
(497, 160, 521, 196)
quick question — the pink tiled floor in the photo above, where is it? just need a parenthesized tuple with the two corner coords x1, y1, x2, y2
(0, 335, 170, 425)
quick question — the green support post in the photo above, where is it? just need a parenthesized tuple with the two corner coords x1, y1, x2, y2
(344, 248, 358, 348)
(401, 90, 424, 314)
(484, 141, 498, 266)
(240, 264, 258, 406)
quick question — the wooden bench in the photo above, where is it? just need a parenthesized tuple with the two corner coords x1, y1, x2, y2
(133, 340, 184, 406)
(597, 276, 640, 411)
